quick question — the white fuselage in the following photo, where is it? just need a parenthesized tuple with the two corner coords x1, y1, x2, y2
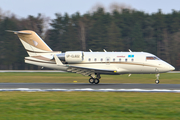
(25, 51, 175, 74)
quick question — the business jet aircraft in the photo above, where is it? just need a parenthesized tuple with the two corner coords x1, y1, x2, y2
(7, 30, 175, 84)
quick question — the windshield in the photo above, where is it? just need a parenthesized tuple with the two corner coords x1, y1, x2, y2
(146, 56, 160, 60)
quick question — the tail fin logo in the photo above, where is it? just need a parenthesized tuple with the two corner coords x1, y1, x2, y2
(33, 40, 38, 46)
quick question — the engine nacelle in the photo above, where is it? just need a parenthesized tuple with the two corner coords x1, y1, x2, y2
(65, 51, 84, 63)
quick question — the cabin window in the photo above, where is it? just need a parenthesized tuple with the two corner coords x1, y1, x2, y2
(94, 58, 97, 61)
(146, 56, 160, 60)
(101, 58, 103, 62)
(131, 59, 134, 62)
(113, 58, 115, 62)
(107, 59, 109, 62)
(119, 59, 121, 62)
(88, 58, 91, 61)
(125, 59, 127, 62)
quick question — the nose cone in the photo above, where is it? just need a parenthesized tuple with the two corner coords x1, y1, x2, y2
(169, 65, 175, 71)
(160, 61, 175, 72)
(159, 61, 175, 72)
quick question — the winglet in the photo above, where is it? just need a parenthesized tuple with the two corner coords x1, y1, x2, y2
(54, 55, 63, 65)
(89, 49, 93, 52)
(128, 49, 132, 52)
(103, 49, 107, 52)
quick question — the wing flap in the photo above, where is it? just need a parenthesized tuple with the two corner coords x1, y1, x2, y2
(66, 65, 117, 76)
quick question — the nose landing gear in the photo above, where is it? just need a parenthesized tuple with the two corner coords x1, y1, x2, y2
(155, 74, 160, 84)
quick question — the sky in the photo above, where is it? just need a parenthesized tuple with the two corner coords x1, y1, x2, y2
(0, 0, 180, 19)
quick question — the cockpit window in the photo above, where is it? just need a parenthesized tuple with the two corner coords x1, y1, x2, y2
(146, 56, 160, 60)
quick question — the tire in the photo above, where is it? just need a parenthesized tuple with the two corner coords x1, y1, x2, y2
(94, 79, 99, 84)
(89, 78, 94, 84)
(155, 80, 159, 84)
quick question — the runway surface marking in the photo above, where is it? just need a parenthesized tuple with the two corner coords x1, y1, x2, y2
(0, 83, 180, 92)
(0, 88, 180, 92)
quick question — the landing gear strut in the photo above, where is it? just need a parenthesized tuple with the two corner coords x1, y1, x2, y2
(155, 74, 160, 84)
(89, 74, 101, 84)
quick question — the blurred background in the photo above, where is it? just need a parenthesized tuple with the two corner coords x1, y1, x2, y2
(0, 0, 180, 70)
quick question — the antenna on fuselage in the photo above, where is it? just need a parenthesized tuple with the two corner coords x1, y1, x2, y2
(129, 49, 132, 52)
(103, 49, 107, 52)
(89, 49, 93, 52)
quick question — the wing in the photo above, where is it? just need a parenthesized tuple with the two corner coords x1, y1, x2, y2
(66, 65, 117, 76)
(54, 55, 120, 76)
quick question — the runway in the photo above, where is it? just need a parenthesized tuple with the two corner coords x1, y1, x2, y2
(0, 83, 180, 92)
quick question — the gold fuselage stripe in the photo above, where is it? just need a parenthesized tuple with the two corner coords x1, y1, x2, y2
(25, 57, 161, 69)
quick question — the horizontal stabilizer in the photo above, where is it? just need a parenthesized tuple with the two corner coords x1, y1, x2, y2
(6, 30, 32, 35)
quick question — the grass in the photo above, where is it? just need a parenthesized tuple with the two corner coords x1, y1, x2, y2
(0, 92, 180, 120)
(0, 72, 179, 119)
(0, 72, 179, 84)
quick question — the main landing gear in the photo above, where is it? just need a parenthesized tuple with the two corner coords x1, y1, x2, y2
(89, 78, 100, 84)
(155, 74, 160, 84)
(89, 74, 101, 84)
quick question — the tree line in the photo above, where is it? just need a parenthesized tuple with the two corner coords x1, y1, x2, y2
(0, 7, 180, 70)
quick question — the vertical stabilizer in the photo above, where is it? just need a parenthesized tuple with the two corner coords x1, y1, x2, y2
(7, 30, 52, 56)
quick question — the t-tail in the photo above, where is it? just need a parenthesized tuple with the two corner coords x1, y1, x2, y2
(7, 30, 55, 56)
(7, 30, 64, 69)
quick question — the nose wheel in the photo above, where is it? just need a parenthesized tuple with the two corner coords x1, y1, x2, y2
(155, 79, 160, 84)
(155, 74, 160, 84)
